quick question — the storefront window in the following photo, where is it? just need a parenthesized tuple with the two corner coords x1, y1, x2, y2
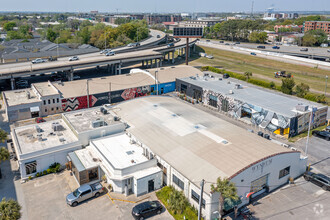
(25, 161, 37, 175)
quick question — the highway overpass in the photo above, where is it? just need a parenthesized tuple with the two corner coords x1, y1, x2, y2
(0, 38, 197, 89)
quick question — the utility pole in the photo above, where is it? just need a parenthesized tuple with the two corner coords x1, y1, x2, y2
(251, 1, 254, 19)
(305, 107, 314, 156)
(109, 82, 112, 104)
(185, 38, 189, 65)
(198, 179, 205, 220)
(87, 79, 90, 108)
(57, 38, 59, 58)
(325, 76, 328, 97)
(105, 32, 107, 50)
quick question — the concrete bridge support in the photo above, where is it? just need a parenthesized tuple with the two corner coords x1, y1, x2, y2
(10, 75, 15, 90)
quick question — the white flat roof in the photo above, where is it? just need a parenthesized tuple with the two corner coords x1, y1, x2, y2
(74, 146, 100, 170)
(92, 133, 148, 169)
(112, 96, 297, 192)
(13, 119, 78, 156)
(4, 88, 40, 106)
(63, 107, 122, 133)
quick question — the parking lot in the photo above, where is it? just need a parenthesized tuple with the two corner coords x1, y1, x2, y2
(13, 171, 173, 220)
(248, 176, 330, 220)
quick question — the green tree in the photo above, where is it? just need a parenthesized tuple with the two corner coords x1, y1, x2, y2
(211, 177, 239, 218)
(244, 71, 252, 80)
(168, 188, 188, 214)
(46, 28, 57, 42)
(295, 83, 310, 98)
(281, 78, 295, 95)
(0, 198, 21, 220)
(78, 27, 91, 44)
(303, 29, 328, 46)
(3, 21, 16, 31)
(248, 31, 268, 43)
(0, 145, 10, 179)
(0, 129, 8, 143)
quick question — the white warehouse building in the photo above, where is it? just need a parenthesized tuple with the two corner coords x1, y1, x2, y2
(106, 96, 307, 220)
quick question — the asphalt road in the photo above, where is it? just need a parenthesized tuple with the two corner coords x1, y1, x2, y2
(200, 39, 330, 57)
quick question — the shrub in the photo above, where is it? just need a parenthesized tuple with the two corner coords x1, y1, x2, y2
(281, 78, 295, 95)
(269, 81, 276, 89)
(49, 162, 61, 173)
(36, 173, 40, 177)
(43, 170, 47, 175)
(28, 176, 32, 180)
(296, 83, 310, 98)
(47, 169, 52, 174)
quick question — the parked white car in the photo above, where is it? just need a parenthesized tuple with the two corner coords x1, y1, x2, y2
(69, 56, 79, 61)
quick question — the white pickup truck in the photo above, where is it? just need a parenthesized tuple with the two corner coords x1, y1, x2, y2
(66, 182, 104, 207)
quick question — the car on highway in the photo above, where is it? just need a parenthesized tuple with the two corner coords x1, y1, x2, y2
(32, 58, 46, 64)
(223, 73, 230, 79)
(206, 40, 210, 42)
(304, 171, 330, 191)
(225, 43, 230, 45)
(105, 51, 115, 56)
(206, 55, 214, 59)
(48, 56, 57, 62)
(127, 42, 140, 47)
(167, 43, 174, 48)
(157, 35, 161, 38)
(257, 45, 266, 49)
(327, 49, 330, 53)
(272, 46, 280, 49)
(219, 41, 224, 43)
(250, 52, 257, 56)
(100, 49, 111, 54)
(132, 201, 163, 220)
(235, 42, 240, 44)
(66, 182, 104, 207)
(300, 48, 308, 52)
(312, 130, 330, 141)
(69, 56, 79, 61)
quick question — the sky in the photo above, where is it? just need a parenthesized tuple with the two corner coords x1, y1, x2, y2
(1, 0, 329, 13)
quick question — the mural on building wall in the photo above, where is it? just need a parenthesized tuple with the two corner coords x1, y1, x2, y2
(61, 86, 150, 112)
(203, 89, 290, 135)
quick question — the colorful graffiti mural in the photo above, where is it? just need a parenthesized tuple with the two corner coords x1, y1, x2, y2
(61, 86, 150, 112)
(203, 89, 290, 135)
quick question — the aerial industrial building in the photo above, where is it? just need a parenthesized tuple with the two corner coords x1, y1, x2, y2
(3, 66, 200, 122)
(11, 96, 307, 220)
(176, 74, 328, 138)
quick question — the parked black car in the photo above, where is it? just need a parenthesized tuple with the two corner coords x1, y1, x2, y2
(304, 172, 330, 191)
(132, 201, 163, 220)
(223, 73, 230, 79)
(312, 130, 330, 141)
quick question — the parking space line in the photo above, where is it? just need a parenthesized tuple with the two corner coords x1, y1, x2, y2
(106, 193, 115, 204)
(111, 198, 136, 204)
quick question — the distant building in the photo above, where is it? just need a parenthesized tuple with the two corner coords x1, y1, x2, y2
(180, 20, 222, 30)
(144, 14, 182, 25)
(274, 25, 303, 33)
(90, 11, 98, 14)
(303, 21, 330, 34)
(263, 12, 298, 20)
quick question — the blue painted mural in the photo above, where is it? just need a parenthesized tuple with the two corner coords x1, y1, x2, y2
(150, 82, 176, 95)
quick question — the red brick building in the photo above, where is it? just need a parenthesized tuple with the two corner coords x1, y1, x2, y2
(274, 25, 303, 33)
(303, 21, 330, 34)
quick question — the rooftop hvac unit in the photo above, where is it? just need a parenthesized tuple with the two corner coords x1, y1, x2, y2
(129, 139, 136, 144)
(52, 122, 64, 131)
(92, 118, 105, 128)
(229, 90, 234, 94)
(59, 138, 66, 142)
(295, 104, 308, 112)
(26, 91, 31, 99)
(100, 107, 108, 115)
(35, 126, 42, 133)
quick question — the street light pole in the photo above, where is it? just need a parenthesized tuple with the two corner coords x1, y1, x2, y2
(325, 75, 328, 97)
